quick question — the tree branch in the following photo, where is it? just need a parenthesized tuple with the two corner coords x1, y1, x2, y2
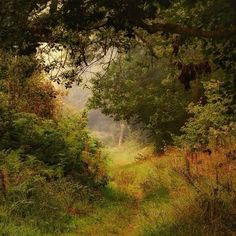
(140, 22, 236, 39)
(50, 0, 58, 15)
(134, 31, 159, 59)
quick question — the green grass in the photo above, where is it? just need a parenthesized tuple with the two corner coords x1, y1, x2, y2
(63, 141, 177, 236)
(68, 141, 236, 236)
(104, 141, 141, 167)
(8, 140, 234, 236)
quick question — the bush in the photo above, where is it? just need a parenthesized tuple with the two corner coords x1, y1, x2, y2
(0, 53, 108, 235)
(0, 150, 76, 234)
(0, 111, 108, 188)
(177, 79, 236, 149)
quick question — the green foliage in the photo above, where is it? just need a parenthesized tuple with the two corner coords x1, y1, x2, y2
(1, 0, 235, 89)
(0, 53, 58, 118)
(177, 78, 236, 149)
(0, 78, 108, 234)
(0, 51, 108, 235)
(0, 1, 235, 235)
(0, 150, 75, 234)
(0, 110, 107, 187)
(0, 53, 108, 187)
(90, 49, 191, 151)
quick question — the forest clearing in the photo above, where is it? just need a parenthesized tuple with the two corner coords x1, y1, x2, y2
(0, 0, 236, 235)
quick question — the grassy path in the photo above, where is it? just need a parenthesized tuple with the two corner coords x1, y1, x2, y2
(65, 142, 172, 236)
(62, 142, 236, 236)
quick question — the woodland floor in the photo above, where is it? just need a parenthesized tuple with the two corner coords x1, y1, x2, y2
(63, 142, 236, 236)
(64, 142, 174, 236)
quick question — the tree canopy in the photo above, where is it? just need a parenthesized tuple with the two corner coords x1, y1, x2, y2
(0, 0, 234, 90)
(1, 1, 235, 54)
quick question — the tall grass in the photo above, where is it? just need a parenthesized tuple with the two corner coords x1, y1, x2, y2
(3, 141, 233, 235)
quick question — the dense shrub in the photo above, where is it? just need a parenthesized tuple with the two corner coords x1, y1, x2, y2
(177, 79, 236, 149)
(0, 150, 75, 234)
(0, 110, 108, 187)
(0, 53, 108, 234)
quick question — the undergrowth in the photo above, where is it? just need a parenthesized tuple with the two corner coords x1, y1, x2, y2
(69, 141, 236, 236)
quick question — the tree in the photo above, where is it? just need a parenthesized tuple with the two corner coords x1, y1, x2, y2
(0, 1, 234, 92)
(0, 52, 59, 118)
(89, 48, 191, 151)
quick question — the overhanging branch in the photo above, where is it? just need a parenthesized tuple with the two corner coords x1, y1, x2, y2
(134, 31, 159, 60)
(140, 22, 236, 39)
